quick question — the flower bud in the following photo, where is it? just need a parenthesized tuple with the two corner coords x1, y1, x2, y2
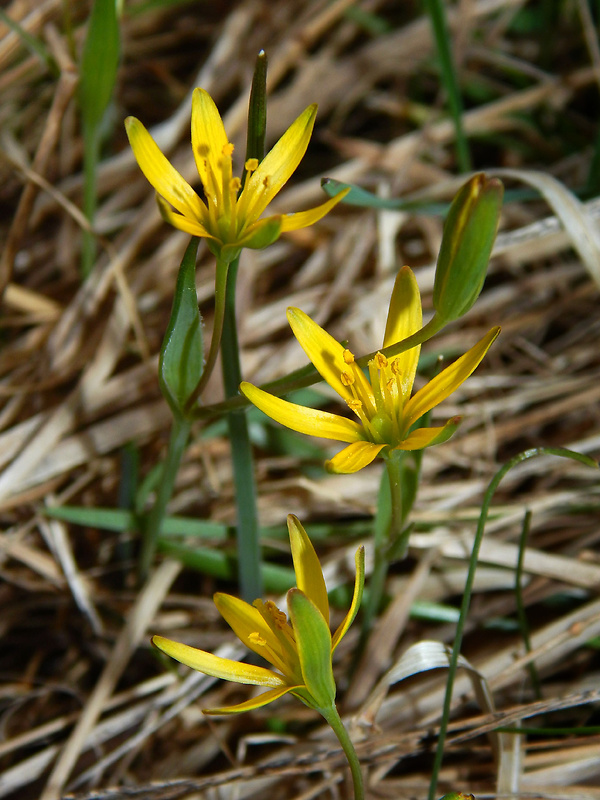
(433, 174, 503, 322)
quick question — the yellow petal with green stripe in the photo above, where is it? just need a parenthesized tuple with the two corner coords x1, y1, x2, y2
(404, 327, 499, 427)
(239, 104, 317, 222)
(125, 117, 204, 221)
(156, 195, 213, 238)
(383, 265, 422, 400)
(326, 441, 387, 473)
(213, 593, 286, 671)
(286, 307, 374, 405)
(280, 189, 350, 231)
(332, 545, 365, 652)
(152, 635, 285, 686)
(203, 685, 300, 715)
(191, 88, 229, 200)
(396, 418, 461, 451)
(288, 515, 329, 624)
(240, 382, 363, 442)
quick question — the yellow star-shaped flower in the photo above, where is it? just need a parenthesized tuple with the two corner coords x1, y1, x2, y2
(152, 515, 364, 714)
(125, 89, 348, 263)
(241, 266, 499, 473)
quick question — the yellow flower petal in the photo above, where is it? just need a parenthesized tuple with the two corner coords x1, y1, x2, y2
(151, 635, 285, 686)
(326, 441, 387, 473)
(125, 117, 205, 221)
(191, 88, 229, 201)
(404, 327, 500, 428)
(238, 104, 317, 222)
(279, 188, 350, 232)
(213, 593, 287, 672)
(383, 266, 422, 399)
(203, 685, 300, 715)
(286, 308, 374, 405)
(396, 418, 461, 450)
(240, 382, 364, 443)
(156, 195, 214, 238)
(332, 545, 365, 652)
(288, 515, 329, 624)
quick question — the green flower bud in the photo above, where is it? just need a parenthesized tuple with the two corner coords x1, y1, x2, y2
(433, 174, 503, 323)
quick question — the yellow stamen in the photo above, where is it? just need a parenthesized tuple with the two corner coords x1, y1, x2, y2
(249, 632, 267, 646)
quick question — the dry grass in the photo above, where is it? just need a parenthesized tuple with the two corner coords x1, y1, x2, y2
(1, 1, 600, 799)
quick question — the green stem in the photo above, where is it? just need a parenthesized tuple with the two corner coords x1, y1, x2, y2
(320, 704, 364, 800)
(185, 258, 229, 411)
(385, 449, 407, 556)
(193, 314, 445, 422)
(138, 416, 191, 583)
(359, 468, 391, 644)
(221, 256, 262, 601)
(359, 450, 407, 645)
(515, 509, 542, 698)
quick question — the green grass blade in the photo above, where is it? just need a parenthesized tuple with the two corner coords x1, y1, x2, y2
(79, 0, 120, 277)
(0, 9, 58, 76)
(422, 0, 471, 172)
(428, 446, 597, 800)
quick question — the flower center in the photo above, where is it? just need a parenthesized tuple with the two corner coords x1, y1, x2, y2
(341, 348, 406, 445)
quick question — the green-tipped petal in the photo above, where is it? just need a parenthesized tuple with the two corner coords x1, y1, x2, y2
(125, 117, 204, 221)
(279, 188, 350, 232)
(151, 635, 285, 686)
(288, 588, 336, 709)
(203, 685, 300, 715)
(404, 327, 500, 428)
(156, 195, 213, 238)
(288, 515, 329, 624)
(287, 308, 374, 404)
(234, 215, 282, 250)
(214, 593, 286, 670)
(191, 88, 229, 198)
(326, 441, 387, 473)
(332, 545, 365, 652)
(239, 104, 317, 222)
(383, 266, 422, 399)
(240, 382, 364, 442)
(396, 418, 462, 451)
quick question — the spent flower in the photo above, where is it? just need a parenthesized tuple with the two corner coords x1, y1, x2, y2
(125, 88, 348, 264)
(241, 266, 499, 473)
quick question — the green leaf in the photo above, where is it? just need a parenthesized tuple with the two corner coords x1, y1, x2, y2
(79, 0, 120, 132)
(245, 50, 268, 170)
(288, 588, 336, 709)
(159, 238, 203, 417)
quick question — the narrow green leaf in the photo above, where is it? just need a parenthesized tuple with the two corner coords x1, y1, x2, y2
(79, 0, 120, 132)
(423, 0, 471, 172)
(159, 238, 203, 417)
(245, 50, 268, 168)
(0, 9, 58, 76)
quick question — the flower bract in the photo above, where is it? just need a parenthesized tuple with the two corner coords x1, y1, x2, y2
(241, 266, 499, 473)
(125, 88, 348, 263)
(152, 514, 364, 714)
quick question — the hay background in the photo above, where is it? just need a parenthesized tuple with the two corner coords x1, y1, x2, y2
(1, 1, 600, 798)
